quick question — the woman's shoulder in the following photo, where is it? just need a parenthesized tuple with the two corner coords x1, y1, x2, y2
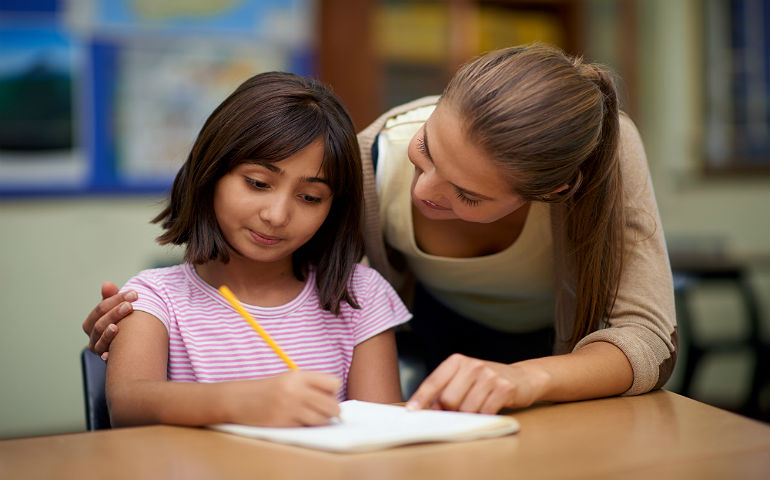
(358, 96, 440, 144)
(617, 112, 652, 196)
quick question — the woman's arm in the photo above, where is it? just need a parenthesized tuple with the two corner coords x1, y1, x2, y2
(106, 311, 342, 427)
(406, 341, 631, 413)
(346, 329, 403, 403)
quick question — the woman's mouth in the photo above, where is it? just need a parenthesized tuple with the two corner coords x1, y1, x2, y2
(422, 199, 450, 211)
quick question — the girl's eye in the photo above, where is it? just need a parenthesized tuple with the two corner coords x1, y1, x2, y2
(456, 190, 480, 207)
(245, 178, 268, 189)
(300, 194, 322, 204)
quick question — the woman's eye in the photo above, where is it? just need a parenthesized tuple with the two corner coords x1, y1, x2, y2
(456, 190, 480, 207)
(416, 135, 428, 155)
(245, 178, 268, 189)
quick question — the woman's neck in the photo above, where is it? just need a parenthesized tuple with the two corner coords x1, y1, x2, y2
(194, 255, 306, 307)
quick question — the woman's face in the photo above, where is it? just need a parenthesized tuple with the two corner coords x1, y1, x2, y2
(407, 103, 527, 224)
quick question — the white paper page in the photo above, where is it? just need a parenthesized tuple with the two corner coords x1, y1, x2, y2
(209, 400, 519, 452)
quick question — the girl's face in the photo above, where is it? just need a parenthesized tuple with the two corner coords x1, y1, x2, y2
(407, 103, 527, 224)
(213, 138, 333, 267)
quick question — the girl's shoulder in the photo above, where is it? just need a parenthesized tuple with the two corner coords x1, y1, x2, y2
(128, 263, 187, 284)
(348, 262, 382, 286)
(122, 264, 191, 297)
(347, 263, 397, 297)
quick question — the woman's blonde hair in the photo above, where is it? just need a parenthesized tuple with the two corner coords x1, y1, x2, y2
(442, 44, 624, 351)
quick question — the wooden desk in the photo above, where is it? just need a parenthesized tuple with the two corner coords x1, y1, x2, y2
(1, 391, 767, 479)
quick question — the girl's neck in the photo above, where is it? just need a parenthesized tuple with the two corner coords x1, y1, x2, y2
(194, 255, 306, 307)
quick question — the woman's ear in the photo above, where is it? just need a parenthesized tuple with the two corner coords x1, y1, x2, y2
(552, 184, 569, 195)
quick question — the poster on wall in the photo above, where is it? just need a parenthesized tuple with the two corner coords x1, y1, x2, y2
(1, 0, 315, 196)
(94, 38, 291, 188)
(0, 25, 87, 194)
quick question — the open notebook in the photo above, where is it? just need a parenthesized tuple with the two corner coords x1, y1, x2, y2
(209, 400, 520, 453)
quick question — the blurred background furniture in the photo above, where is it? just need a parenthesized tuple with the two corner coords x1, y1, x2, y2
(671, 252, 769, 423)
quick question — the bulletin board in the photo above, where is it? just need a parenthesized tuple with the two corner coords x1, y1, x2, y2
(0, 0, 314, 196)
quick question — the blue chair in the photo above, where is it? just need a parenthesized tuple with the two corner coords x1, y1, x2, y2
(80, 347, 110, 430)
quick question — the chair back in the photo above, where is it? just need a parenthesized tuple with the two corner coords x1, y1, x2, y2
(80, 347, 110, 430)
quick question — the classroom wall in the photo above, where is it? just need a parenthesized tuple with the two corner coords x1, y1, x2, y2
(0, 0, 767, 438)
(0, 197, 182, 437)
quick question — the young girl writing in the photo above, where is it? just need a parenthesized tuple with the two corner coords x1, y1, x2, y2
(105, 72, 410, 428)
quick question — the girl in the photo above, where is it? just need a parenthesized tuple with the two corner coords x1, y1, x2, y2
(105, 72, 410, 428)
(89, 44, 676, 415)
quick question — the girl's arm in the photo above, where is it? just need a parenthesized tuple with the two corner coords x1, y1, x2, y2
(345, 328, 403, 403)
(406, 341, 632, 413)
(106, 311, 342, 427)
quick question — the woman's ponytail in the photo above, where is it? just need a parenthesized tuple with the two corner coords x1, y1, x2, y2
(563, 63, 624, 350)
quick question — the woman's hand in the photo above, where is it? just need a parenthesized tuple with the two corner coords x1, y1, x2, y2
(222, 371, 342, 427)
(405, 353, 550, 414)
(406, 343, 634, 413)
(82, 282, 138, 359)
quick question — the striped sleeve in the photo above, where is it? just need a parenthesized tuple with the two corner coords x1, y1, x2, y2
(121, 270, 173, 332)
(350, 265, 412, 345)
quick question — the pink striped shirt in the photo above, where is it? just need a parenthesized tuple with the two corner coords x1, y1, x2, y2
(122, 263, 411, 401)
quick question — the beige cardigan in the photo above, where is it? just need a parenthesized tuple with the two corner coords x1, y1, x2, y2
(357, 96, 677, 396)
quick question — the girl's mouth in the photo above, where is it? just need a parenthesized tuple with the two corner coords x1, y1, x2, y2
(250, 230, 281, 246)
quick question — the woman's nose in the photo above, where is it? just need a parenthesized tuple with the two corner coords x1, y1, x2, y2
(413, 168, 443, 201)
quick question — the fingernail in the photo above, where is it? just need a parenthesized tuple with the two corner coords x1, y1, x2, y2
(118, 302, 131, 315)
(405, 401, 419, 411)
(124, 290, 137, 301)
(107, 324, 117, 334)
(101, 353, 108, 361)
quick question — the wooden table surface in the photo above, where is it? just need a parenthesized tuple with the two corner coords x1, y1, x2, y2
(1, 390, 767, 480)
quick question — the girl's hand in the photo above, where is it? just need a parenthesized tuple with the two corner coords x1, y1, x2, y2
(223, 371, 342, 427)
(405, 353, 550, 414)
(82, 282, 138, 358)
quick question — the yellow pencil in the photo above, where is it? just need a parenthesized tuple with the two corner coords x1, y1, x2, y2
(218, 285, 299, 371)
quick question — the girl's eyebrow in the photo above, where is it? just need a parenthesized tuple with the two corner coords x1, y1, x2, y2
(423, 125, 494, 201)
(250, 160, 329, 185)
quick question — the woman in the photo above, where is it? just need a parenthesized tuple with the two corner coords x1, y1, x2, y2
(83, 44, 676, 414)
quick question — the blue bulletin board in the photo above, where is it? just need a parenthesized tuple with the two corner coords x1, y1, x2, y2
(0, 0, 314, 197)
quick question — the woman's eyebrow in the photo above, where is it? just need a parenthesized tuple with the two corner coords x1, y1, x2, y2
(424, 124, 494, 201)
(251, 161, 329, 185)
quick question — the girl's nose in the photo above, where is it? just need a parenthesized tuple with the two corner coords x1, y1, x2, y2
(259, 195, 291, 227)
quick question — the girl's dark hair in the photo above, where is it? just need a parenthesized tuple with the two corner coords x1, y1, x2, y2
(442, 44, 624, 351)
(153, 72, 364, 314)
